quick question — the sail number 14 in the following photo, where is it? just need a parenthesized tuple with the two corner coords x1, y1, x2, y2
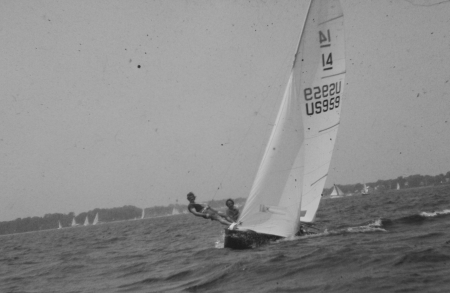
(303, 81, 341, 116)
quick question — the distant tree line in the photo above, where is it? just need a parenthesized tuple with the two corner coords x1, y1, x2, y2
(324, 171, 450, 196)
(0, 205, 143, 236)
(3, 171, 448, 236)
(0, 197, 247, 236)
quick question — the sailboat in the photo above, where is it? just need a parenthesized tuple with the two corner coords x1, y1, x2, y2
(71, 217, 78, 227)
(330, 184, 345, 198)
(361, 183, 369, 195)
(141, 208, 145, 219)
(396, 182, 400, 190)
(172, 199, 180, 215)
(224, 0, 345, 249)
(58, 221, 62, 229)
(93, 213, 99, 225)
(84, 216, 89, 226)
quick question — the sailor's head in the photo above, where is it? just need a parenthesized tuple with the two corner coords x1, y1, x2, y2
(226, 199, 234, 208)
(187, 192, 196, 201)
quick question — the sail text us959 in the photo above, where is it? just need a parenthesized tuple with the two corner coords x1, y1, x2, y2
(303, 81, 342, 116)
(302, 25, 343, 116)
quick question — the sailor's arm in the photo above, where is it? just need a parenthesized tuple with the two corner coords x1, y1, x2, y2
(189, 206, 209, 218)
(189, 207, 203, 217)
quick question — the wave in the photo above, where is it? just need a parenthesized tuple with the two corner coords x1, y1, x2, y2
(420, 209, 450, 218)
(376, 209, 450, 229)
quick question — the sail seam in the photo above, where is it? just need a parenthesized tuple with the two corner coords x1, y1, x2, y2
(310, 173, 328, 186)
(319, 122, 340, 132)
(321, 71, 346, 79)
(319, 15, 344, 26)
(303, 159, 332, 176)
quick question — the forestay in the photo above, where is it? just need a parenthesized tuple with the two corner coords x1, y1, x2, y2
(238, 0, 346, 238)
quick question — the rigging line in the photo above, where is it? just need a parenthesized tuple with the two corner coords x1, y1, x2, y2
(210, 8, 301, 202)
(210, 75, 286, 201)
(211, 109, 267, 201)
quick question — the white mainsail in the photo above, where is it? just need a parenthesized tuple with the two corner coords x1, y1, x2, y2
(396, 183, 400, 190)
(141, 208, 145, 219)
(58, 221, 62, 229)
(93, 213, 99, 225)
(84, 216, 89, 226)
(238, 0, 345, 238)
(71, 218, 78, 227)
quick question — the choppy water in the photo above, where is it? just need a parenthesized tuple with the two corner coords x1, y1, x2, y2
(1, 185, 450, 293)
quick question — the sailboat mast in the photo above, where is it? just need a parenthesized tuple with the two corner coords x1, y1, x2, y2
(292, 0, 313, 70)
(291, 0, 314, 235)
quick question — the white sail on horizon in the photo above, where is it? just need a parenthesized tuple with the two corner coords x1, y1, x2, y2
(93, 213, 99, 225)
(84, 216, 89, 226)
(330, 184, 345, 198)
(362, 183, 369, 195)
(237, 0, 345, 238)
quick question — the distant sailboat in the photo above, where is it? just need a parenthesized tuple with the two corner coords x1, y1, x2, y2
(330, 184, 345, 198)
(172, 199, 180, 215)
(141, 208, 145, 219)
(362, 183, 369, 195)
(58, 221, 62, 229)
(71, 217, 78, 227)
(84, 216, 89, 226)
(93, 213, 99, 225)
(224, 0, 346, 249)
(396, 183, 400, 190)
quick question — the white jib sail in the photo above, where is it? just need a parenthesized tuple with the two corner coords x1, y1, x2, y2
(238, 0, 345, 238)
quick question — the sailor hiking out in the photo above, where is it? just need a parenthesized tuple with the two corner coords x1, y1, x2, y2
(187, 192, 235, 226)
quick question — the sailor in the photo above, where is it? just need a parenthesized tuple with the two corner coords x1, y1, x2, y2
(225, 199, 240, 222)
(186, 192, 235, 226)
(296, 225, 306, 236)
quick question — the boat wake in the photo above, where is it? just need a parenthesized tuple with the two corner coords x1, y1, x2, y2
(344, 219, 387, 233)
(315, 219, 388, 236)
(278, 219, 388, 243)
(278, 231, 328, 243)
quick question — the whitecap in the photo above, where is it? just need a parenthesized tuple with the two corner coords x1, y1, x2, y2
(420, 209, 450, 218)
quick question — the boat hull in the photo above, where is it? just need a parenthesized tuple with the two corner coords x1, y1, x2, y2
(224, 229, 282, 249)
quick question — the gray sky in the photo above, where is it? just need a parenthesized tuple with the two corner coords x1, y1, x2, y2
(1, 0, 449, 221)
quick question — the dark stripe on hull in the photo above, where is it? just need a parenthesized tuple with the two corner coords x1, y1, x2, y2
(224, 229, 283, 249)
